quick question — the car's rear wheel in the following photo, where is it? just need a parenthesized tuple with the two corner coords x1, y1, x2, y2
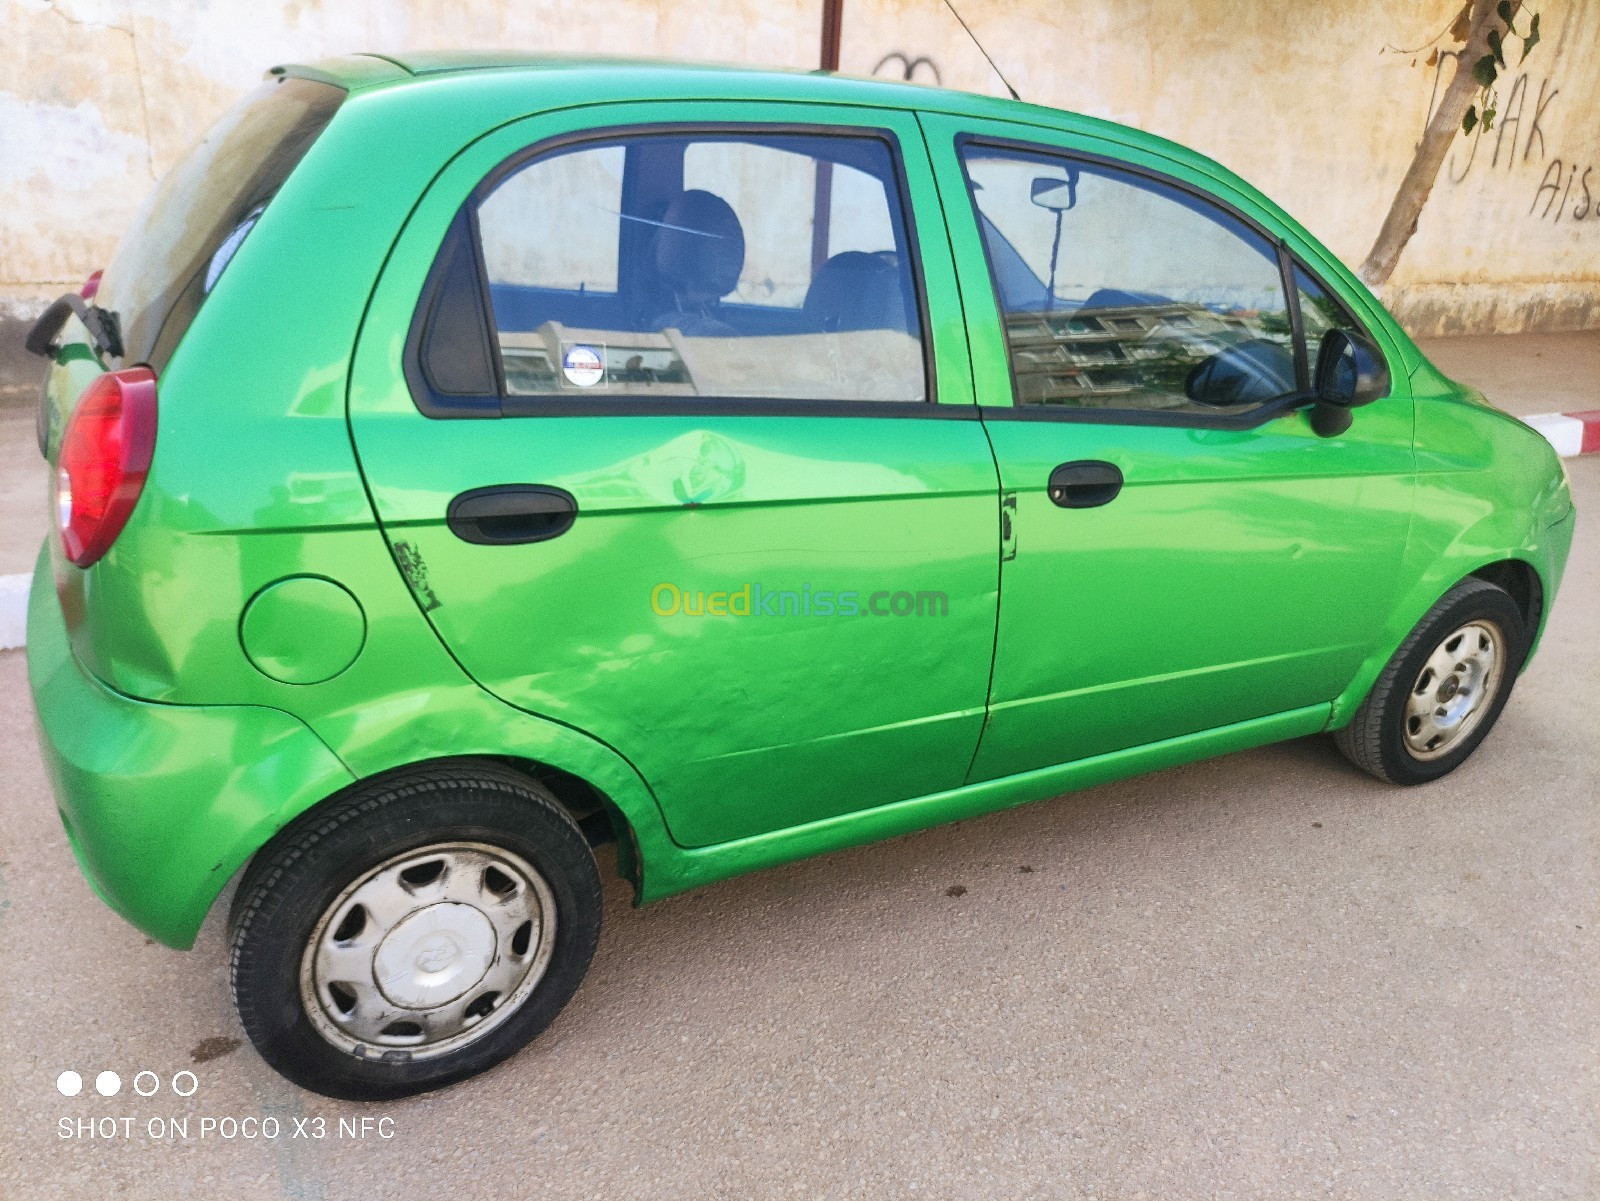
(229, 762, 601, 1100)
(1334, 578, 1526, 785)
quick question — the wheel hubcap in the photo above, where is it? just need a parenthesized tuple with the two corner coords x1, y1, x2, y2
(300, 843, 556, 1061)
(373, 903, 495, 1009)
(1403, 620, 1505, 761)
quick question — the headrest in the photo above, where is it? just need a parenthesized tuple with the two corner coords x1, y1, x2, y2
(803, 251, 905, 332)
(654, 189, 745, 300)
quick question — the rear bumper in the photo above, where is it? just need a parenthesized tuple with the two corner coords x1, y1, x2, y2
(26, 544, 353, 948)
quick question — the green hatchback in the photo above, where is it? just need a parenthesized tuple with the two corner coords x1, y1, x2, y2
(27, 54, 1576, 1099)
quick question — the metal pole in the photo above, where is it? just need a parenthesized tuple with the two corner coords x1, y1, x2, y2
(819, 0, 843, 71)
(812, 0, 844, 276)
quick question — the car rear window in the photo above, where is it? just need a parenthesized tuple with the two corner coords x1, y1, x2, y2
(96, 75, 344, 370)
(438, 129, 927, 412)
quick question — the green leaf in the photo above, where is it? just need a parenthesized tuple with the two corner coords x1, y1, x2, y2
(1482, 105, 1496, 131)
(1462, 105, 1478, 134)
(1520, 11, 1540, 62)
(1473, 53, 1499, 87)
(1496, 1, 1514, 25)
(1487, 29, 1505, 65)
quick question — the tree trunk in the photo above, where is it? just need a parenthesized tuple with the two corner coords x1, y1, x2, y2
(1359, 0, 1506, 286)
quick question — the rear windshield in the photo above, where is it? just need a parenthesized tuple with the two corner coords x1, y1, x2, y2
(97, 75, 344, 369)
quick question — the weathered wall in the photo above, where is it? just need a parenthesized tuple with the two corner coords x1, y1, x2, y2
(840, 0, 1600, 336)
(2, 0, 1597, 349)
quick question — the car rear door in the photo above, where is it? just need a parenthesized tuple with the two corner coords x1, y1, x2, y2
(921, 112, 1416, 782)
(347, 101, 1000, 847)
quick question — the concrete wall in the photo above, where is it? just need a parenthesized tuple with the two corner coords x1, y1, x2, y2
(839, 0, 1600, 337)
(2, 0, 1597, 363)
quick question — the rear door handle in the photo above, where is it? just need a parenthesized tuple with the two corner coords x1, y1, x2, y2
(447, 485, 578, 545)
(1047, 460, 1123, 509)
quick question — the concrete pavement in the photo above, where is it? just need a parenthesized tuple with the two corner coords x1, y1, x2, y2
(0, 335, 1595, 1199)
(1415, 332, 1600, 420)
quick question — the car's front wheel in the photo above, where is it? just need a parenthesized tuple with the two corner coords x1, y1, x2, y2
(1334, 577, 1526, 785)
(229, 762, 602, 1100)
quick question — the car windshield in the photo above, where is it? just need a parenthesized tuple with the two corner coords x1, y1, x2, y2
(96, 75, 344, 369)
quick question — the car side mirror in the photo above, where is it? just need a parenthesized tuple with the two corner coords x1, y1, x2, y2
(1309, 328, 1389, 437)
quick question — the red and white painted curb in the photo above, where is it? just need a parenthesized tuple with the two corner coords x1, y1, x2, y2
(1523, 410, 1600, 459)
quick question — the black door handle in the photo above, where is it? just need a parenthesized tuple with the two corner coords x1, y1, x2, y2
(447, 485, 577, 545)
(1047, 460, 1123, 508)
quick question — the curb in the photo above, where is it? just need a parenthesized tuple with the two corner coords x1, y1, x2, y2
(0, 573, 28, 652)
(1522, 410, 1600, 458)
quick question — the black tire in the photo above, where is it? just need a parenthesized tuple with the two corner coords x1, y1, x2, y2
(229, 760, 601, 1101)
(1333, 578, 1526, 785)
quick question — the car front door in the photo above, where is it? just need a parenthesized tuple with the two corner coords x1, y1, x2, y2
(921, 114, 1416, 782)
(347, 103, 1001, 847)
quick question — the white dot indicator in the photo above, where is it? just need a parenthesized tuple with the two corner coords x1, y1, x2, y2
(95, 1071, 121, 1097)
(56, 1071, 83, 1097)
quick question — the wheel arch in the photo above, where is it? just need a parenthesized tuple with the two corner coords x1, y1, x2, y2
(1329, 550, 1552, 730)
(1468, 557, 1544, 653)
(482, 755, 643, 887)
(279, 750, 645, 870)
(194, 693, 683, 954)
(250, 748, 659, 906)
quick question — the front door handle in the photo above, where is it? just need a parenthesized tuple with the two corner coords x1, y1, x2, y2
(447, 485, 578, 545)
(1047, 460, 1123, 509)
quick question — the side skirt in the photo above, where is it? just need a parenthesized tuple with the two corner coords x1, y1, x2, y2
(638, 703, 1331, 901)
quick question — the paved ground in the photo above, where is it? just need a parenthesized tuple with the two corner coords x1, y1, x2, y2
(0, 335, 1595, 1199)
(1417, 332, 1600, 420)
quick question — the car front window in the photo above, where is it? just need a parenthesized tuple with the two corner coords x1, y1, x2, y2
(962, 144, 1301, 417)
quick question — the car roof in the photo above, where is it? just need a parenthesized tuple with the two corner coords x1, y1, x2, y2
(284, 51, 1070, 126)
(279, 52, 1272, 255)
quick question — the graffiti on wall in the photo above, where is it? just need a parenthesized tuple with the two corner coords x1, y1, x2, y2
(1432, 54, 1597, 225)
(872, 52, 943, 85)
(1529, 160, 1594, 221)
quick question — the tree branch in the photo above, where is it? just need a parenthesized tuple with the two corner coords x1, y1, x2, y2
(1359, 0, 1505, 286)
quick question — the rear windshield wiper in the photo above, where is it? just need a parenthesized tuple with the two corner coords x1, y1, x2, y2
(25, 292, 124, 361)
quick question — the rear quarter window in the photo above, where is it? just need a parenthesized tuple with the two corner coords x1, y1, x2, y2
(96, 75, 344, 369)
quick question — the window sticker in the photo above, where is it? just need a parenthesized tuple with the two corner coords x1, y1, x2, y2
(561, 344, 605, 387)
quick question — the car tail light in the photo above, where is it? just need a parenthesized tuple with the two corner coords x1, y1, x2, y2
(54, 367, 158, 567)
(80, 269, 104, 300)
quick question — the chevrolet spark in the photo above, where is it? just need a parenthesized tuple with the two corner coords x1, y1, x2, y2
(27, 54, 1575, 1100)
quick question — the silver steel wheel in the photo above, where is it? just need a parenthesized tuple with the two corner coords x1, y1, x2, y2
(1403, 620, 1506, 761)
(299, 842, 557, 1061)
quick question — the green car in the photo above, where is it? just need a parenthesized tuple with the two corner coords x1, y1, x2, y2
(26, 54, 1575, 1100)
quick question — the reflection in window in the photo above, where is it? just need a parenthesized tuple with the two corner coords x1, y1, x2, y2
(1294, 266, 1352, 345)
(963, 146, 1301, 415)
(474, 133, 926, 403)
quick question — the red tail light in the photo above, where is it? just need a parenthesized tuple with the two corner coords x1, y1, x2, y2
(80, 269, 104, 301)
(54, 367, 158, 567)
